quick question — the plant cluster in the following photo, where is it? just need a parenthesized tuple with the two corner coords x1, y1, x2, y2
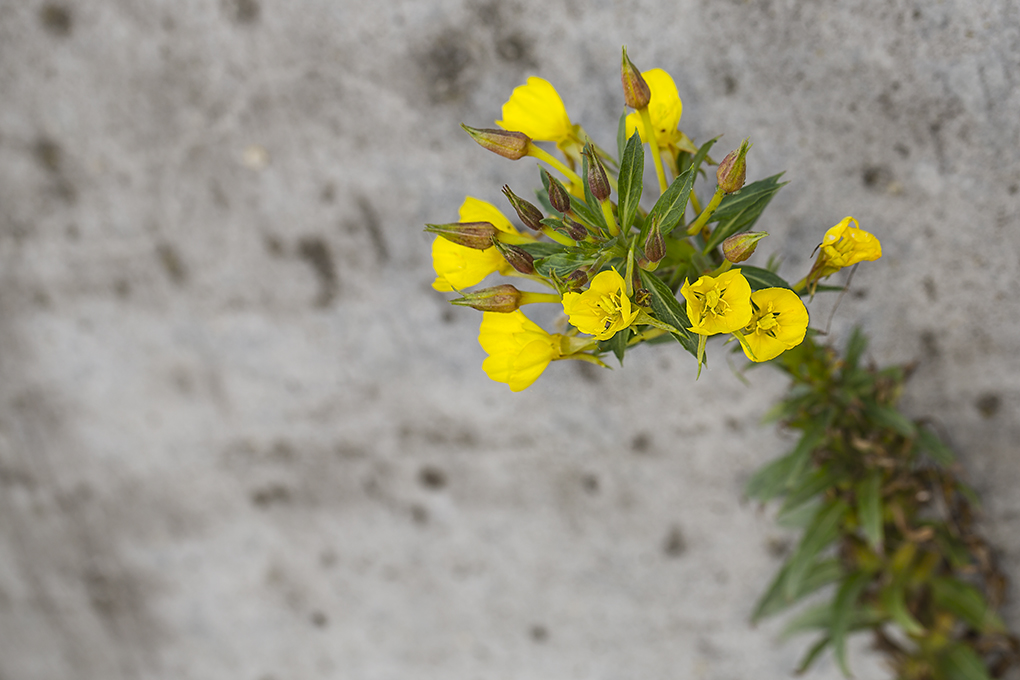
(426, 48, 881, 390)
(751, 330, 1019, 679)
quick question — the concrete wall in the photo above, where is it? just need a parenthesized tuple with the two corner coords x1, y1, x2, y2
(0, 0, 1017, 678)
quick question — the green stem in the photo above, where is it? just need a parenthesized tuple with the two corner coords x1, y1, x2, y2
(686, 186, 724, 236)
(638, 107, 669, 194)
(518, 292, 562, 306)
(542, 227, 577, 247)
(601, 199, 619, 237)
(528, 145, 583, 189)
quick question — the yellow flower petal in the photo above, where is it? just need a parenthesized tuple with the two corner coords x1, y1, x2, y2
(496, 77, 573, 144)
(459, 196, 518, 234)
(681, 269, 753, 336)
(432, 198, 522, 291)
(808, 216, 883, 282)
(740, 288, 809, 362)
(561, 269, 639, 340)
(624, 68, 683, 148)
(479, 311, 561, 391)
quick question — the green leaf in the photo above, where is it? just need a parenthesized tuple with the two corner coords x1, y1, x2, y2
(703, 173, 787, 252)
(617, 132, 644, 234)
(796, 635, 832, 675)
(917, 425, 955, 466)
(831, 570, 872, 677)
(534, 252, 599, 279)
(689, 137, 718, 183)
(931, 577, 1006, 634)
(752, 558, 843, 623)
(515, 242, 567, 258)
(940, 644, 994, 680)
(746, 423, 823, 502)
(735, 265, 793, 291)
(784, 499, 848, 600)
(601, 327, 630, 365)
(645, 167, 695, 237)
(844, 326, 869, 369)
(856, 471, 884, 553)
(776, 464, 839, 526)
(864, 402, 917, 438)
(880, 582, 925, 636)
(637, 269, 698, 356)
(781, 601, 835, 639)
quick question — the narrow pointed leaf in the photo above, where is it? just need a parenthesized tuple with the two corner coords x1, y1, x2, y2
(857, 470, 884, 553)
(645, 167, 695, 237)
(703, 173, 787, 251)
(784, 499, 848, 600)
(736, 265, 793, 291)
(638, 269, 697, 356)
(940, 644, 994, 680)
(617, 132, 644, 233)
(831, 570, 871, 677)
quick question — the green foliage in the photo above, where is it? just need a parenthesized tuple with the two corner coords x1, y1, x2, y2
(749, 333, 1020, 678)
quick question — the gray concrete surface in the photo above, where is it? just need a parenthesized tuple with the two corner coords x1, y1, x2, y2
(0, 0, 1018, 678)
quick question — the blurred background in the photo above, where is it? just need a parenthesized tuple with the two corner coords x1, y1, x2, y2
(0, 1, 1018, 678)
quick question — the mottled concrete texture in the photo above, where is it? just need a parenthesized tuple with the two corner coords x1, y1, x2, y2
(0, 0, 1018, 678)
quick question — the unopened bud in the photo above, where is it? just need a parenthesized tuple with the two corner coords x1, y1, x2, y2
(424, 221, 498, 250)
(620, 46, 651, 109)
(494, 241, 535, 275)
(582, 142, 611, 202)
(563, 216, 588, 241)
(461, 124, 530, 160)
(643, 218, 665, 263)
(564, 268, 589, 290)
(450, 284, 523, 313)
(501, 185, 544, 231)
(716, 139, 751, 194)
(542, 168, 572, 214)
(722, 231, 768, 263)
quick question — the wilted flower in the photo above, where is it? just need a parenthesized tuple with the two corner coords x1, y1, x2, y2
(806, 216, 882, 287)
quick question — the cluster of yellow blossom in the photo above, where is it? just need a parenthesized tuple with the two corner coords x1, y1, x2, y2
(426, 49, 883, 391)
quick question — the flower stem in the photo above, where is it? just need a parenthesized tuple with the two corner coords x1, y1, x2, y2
(528, 145, 583, 188)
(601, 199, 619, 237)
(638, 107, 669, 194)
(686, 186, 724, 236)
(519, 292, 563, 305)
(542, 227, 577, 247)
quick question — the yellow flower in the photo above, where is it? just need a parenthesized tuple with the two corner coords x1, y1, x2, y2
(561, 269, 639, 340)
(432, 197, 524, 292)
(496, 77, 575, 148)
(478, 310, 562, 391)
(805, 217, 882, 287)
(624, 69, 684, 150)
(738, 288, 809, 362)
(681, 269, 753, 335)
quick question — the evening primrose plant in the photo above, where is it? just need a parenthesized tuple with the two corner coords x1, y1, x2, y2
(428, 47, 881, 391)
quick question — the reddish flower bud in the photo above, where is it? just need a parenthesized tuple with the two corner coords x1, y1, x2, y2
(542, 168, 571, 214)
(563, 216, 589, 241)
(582, 142, 611, 202)
(722, 231, 768, 263)
(620, 46, 651, 109)
(494, 241, 535, 275)
(643, 217, 665, 263)
(564, 268, 589, 290)
(450, 284, 523, 313)
(461, 124, 530, 160)
(424, 221, 499, 250)
(716, 139, 751, 194)
(501, 185, 544, 231)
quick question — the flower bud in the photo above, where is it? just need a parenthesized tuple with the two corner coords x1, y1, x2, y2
(643, 217, 665, 263)
(722, 231, 768, 263)
(450, 284, 523, 313)
(461, 124, 530, 160)
(542, 168, 571, 214)
(716, 139, 751, 194)
(582, 142, 611, 202)
(620, 46, 651, 109)
(424, 221, 499, 250)
(501, 185, 544, 231)
(563, 216, 588, 241)
(564, 268, 589, 290)
(494, 241, 535, 275)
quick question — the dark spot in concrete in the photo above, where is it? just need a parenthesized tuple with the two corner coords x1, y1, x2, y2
(34, 137, 62, 173)
(156, 242, 187, 285)
(263, 234, 284, 257)
(975, 393, 1001, 419)
(210, 180, 229, 209)
(297, 236, 338, 307)
(222, 0, 260, 24)
(441, 307, 457, 324)
(529, 624, 549, 643)
(630, 432, 651, 453)
(410, 504, 429, 525)
(251, 484, 291, 508)
(663, 525, 687, 558)
(919, 330, 940, 359)
(1009, 184, 1018, 196)
(0, 465, 35, 489)
(355, 196, 389, 262)
(418, 466, 447, 490)
(422, 31, 473, 103)
(573, 360, 603, 384)
(725, 417, 742, 432)
(766, 537, 790, 558)
(894, 143, 910, 158)
(319, 550, 337, 568)
(320, 183, 336, 204)
(65, 223, 79, 241)
(852, 288, 868, 300)
(39, 3, 73, 36)
(113, 279, 131, 299)
(862, 165, 892, 190)
(310, 611, 329, 628)
(496, 34, 531, 64)
(912, 8, 922, 19)
(723, 74, 738, 95)
(270, 440, 295, 462)
(581, 473, 599, 495)
(922, 277, 936, 301)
